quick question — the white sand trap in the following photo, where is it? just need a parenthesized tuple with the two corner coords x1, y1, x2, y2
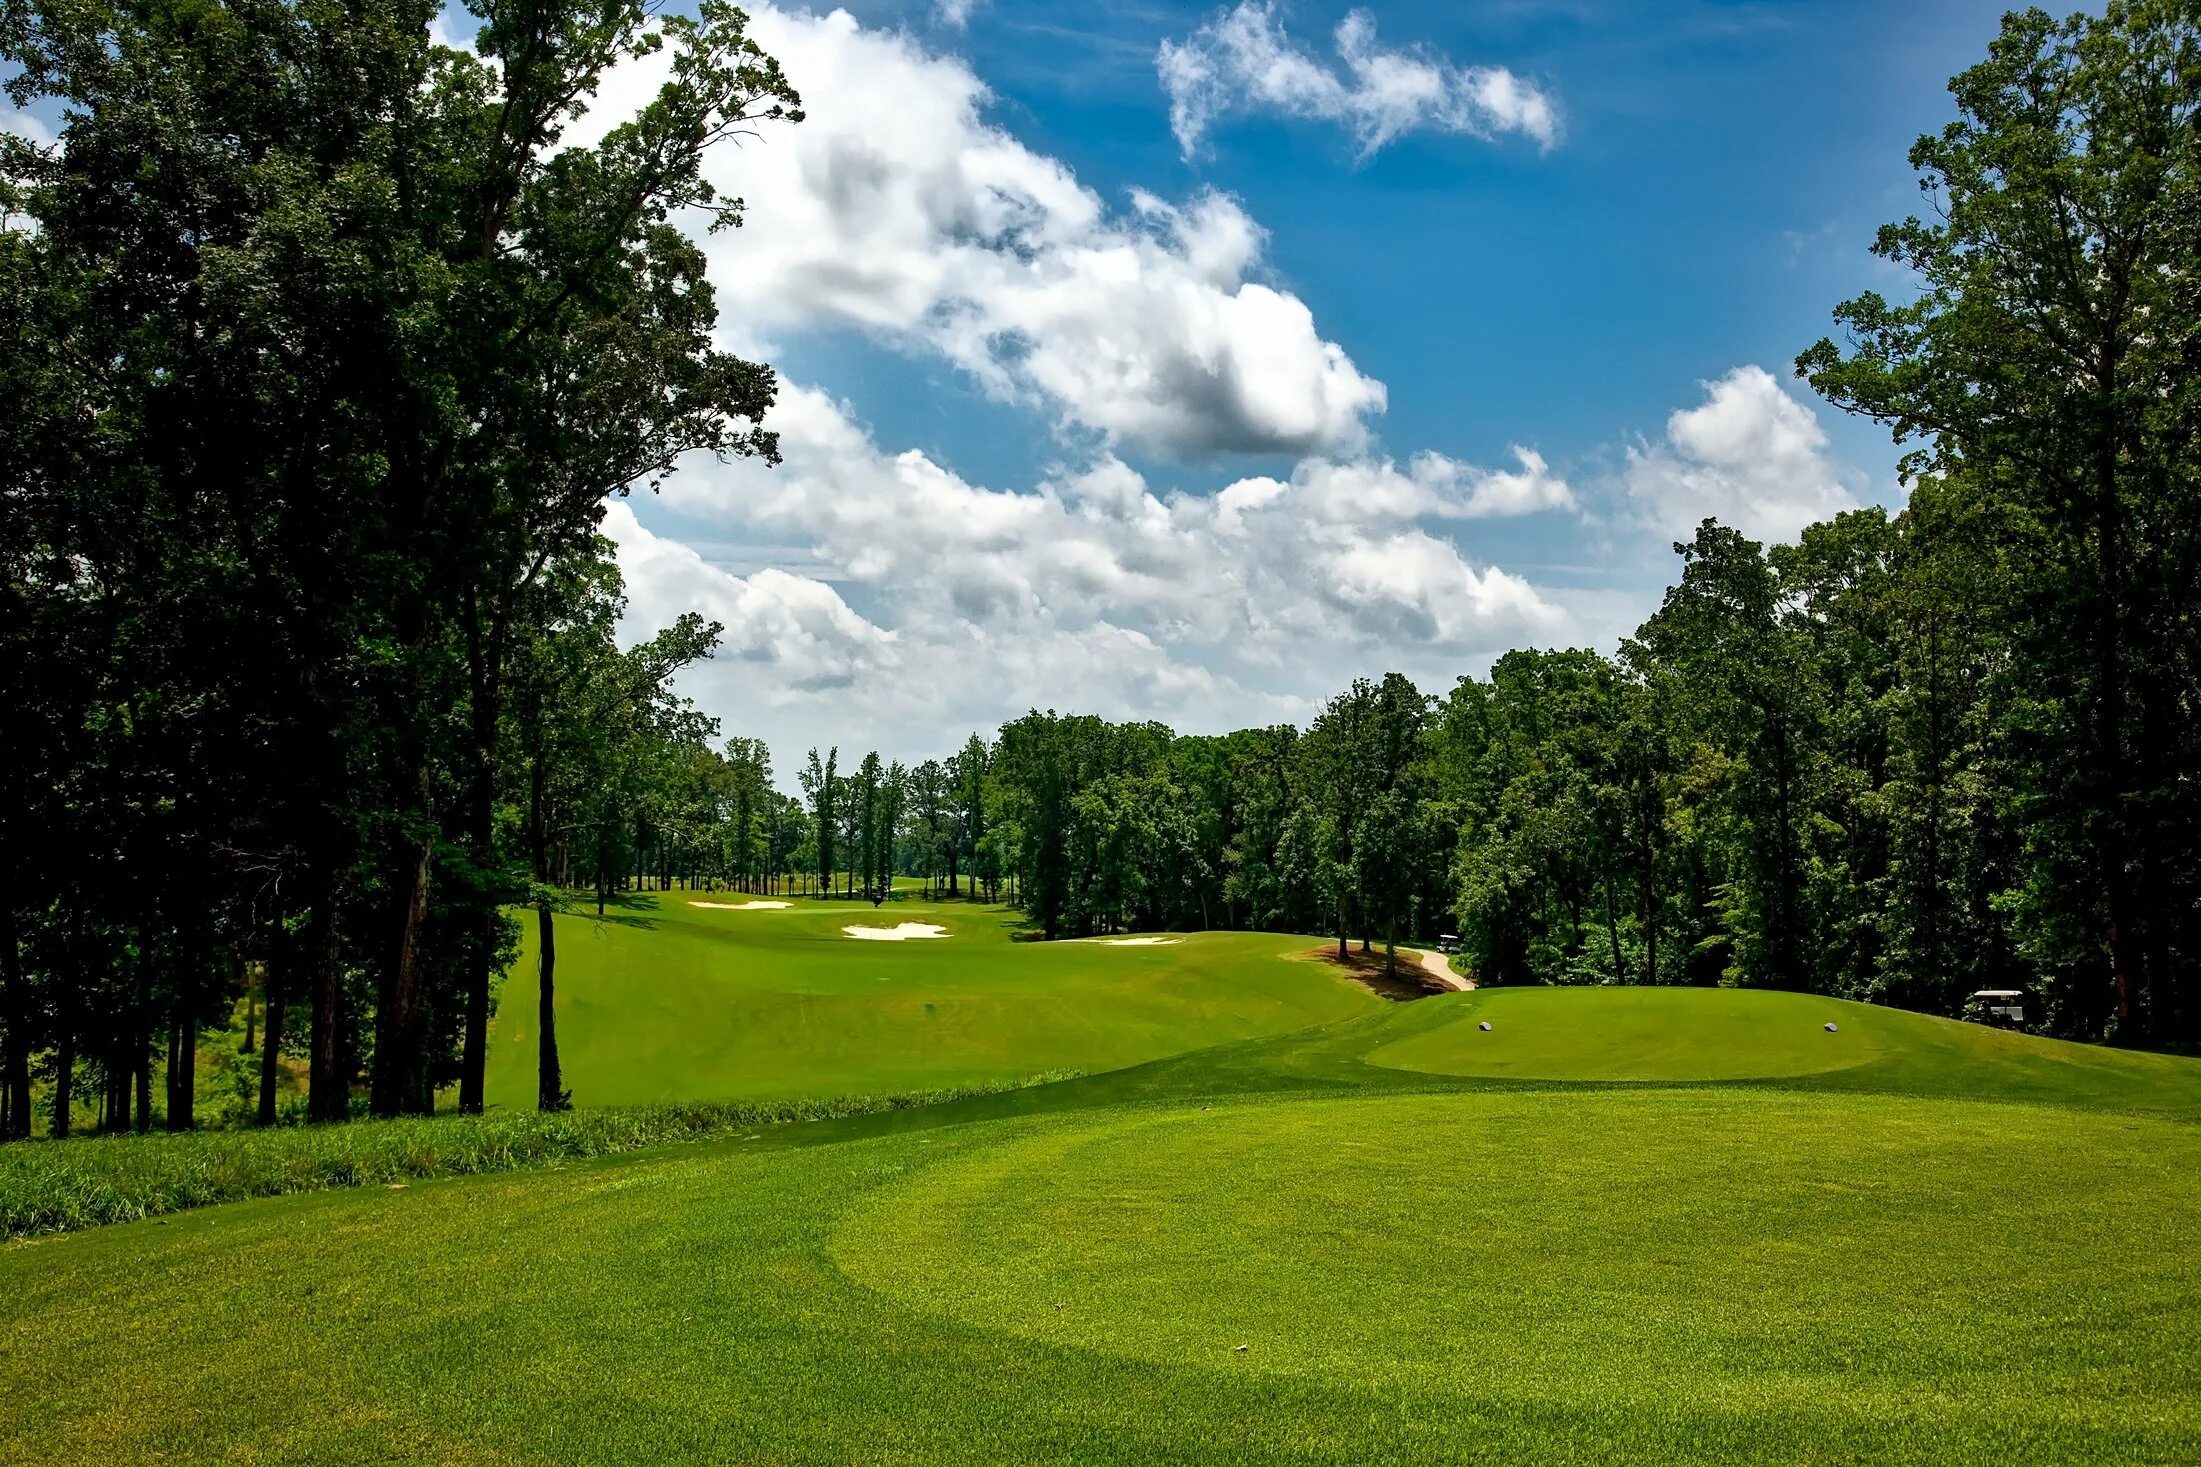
(1100, 936, 1181, 946)
(842, 922, 950, 941)
(689, 900, 791, 911)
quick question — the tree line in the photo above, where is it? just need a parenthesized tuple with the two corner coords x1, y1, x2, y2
(0, 0, 803, 1135)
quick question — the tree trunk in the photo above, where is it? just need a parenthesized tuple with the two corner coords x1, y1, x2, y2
(1768, 717, 1800, 987)
(537, 900, 565, 1110)
(52, 1016, 73, 1139)
(0, 927, 28, 1140)
(306, 868, 350, 1124)
(259, 926, 286, 1126)
(2092, 428, 2139, 1030)
(135, 1040, 152, 1133)
(165, 1005, 196, 1132)
(373, 826, 434, 1117)
(103, 1050, 127, 1133)
(457, 902, 491, 1115)
(1602, 864, 1628, 983)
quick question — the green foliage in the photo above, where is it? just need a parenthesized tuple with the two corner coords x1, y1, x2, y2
(0, 0, 803, 1134)
(1798, 1, 2201, 1039)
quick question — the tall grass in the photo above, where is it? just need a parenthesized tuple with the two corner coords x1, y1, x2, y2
(0, 1072, 1076, 1239)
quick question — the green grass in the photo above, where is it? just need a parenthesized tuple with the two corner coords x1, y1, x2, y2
(0, 1073, 1073, 1239)
(5, 913, 2199, 1465)
(484, 892, 1373, 1105)
(1367, 985, 2201, 1104)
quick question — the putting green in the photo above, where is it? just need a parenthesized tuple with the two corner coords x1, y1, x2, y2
(834, 1088, 2201, 1450)
(1373, 986, 1931, 1081)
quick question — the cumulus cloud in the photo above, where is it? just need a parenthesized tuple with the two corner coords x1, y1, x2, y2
(599, 501, 893, 693)
(652, 384, 1573, 711)
(585, 6, 1386, 458)
(1159, 3, 1559, 159)
(608, 504, 1315, 759)
(933, 0, 983, 28)
(1623, 366, 1861, 546)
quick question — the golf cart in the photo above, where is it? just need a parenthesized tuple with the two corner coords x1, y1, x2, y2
(1963, 989, 2029, 1029)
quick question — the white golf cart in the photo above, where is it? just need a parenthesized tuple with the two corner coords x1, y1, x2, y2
(1963, 989, 2029, 1029)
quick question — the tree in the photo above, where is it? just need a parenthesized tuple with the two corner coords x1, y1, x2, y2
(1799, 1, 2201, 1039)
(801, 748, 838, 897)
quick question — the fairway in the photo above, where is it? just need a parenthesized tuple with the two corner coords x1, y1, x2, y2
(839, 1091, 2200, 1457)
(7, 932, 2201, 1465)
(482, 895, 1376, 1106)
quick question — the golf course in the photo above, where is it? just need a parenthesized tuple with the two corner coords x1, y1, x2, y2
(3, 893, 2196, 1466)
(12, 1, 2201, 1462)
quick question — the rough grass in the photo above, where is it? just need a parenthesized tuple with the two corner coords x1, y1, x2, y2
(0, 1072, 1076, 1239)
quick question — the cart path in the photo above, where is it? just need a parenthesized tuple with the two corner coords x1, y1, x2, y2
(1409, 947, 1474, 992)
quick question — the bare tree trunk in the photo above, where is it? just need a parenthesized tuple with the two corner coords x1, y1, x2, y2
(165, 1004, 196, 1132)
(373, 825, 434, 1117)
(259, 923, 286, 1126)
(306, 869, 349, 1124)
(134, 1042, 152, 1133)
(537, 901, 565, 1110)
(0, 928, 28, 1139)
(52, 995, 74, 1138)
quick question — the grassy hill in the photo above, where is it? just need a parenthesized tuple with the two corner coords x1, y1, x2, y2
(483, 892, 1377, 1105)
(4, 907, 2198, 1466)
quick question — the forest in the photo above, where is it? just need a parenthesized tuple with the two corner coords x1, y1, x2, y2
(3, 0, 2197, 1143)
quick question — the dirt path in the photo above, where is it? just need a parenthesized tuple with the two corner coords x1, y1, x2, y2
(1409, 947, 1474, 992)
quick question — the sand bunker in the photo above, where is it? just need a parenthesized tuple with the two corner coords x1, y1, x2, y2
(842, 922, 950, 941)
(1100, 936, 1181, 946)
(690, 900, 792, 911)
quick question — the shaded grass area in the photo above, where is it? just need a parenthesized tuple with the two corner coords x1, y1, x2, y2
(0, 1072, 1075, 1239)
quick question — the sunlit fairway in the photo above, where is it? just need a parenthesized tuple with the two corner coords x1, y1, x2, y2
(482, 894, 1378, 1106)
(6, 914, 2200, 1465)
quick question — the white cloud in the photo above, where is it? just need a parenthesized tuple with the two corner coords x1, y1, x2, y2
(933, 0, 983, 28)
(1159, 3, 1559, 159)
(628, 383, 1576, 757)
(666, 383, 1572, 649)
(1623, 365, 1861, 546)
(600, 501, 893, 692)
(585, 6, 1386, 457)
(0, 105, 55, 149)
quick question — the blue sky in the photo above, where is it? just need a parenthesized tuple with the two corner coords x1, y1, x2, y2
(4, 0, 2022, 769)
(801, 0, 1994, 495)
(596, 0, 2020, 768)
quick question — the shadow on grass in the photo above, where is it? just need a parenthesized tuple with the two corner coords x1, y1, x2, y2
(1304, 945, 1440, 1002)
(561, 888, 662, 930)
